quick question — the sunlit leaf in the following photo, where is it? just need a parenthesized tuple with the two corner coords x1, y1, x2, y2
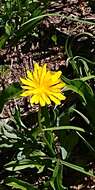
(0, 82, 22, 113)
(59, 159, 94, 177)
(5, 159, 45, 173)
(6, 177, 37, 190)
(62, 77, 93, 103)
(43, 126, 85, 132)
(50, 160, 59, 190)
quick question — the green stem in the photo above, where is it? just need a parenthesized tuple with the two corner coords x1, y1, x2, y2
(38, 107, 55, 157)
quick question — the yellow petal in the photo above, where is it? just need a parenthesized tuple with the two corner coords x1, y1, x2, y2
(33, 63, 39, 80)
(53, 71, 62, 79)
(50, 87, 61, 93)
(39, 96, 45, 106)
(22, 86, 34, 90)
(34, 63, 39, 70)
(40, 64, 47, 85)
(49, 95, 61, 105)
(45, 71, 51, 81)
(51, 92, 66, 100)
(20, 77, 37, 88)
(27, 70, 33, 80)
(30, 94, 39, 104)
(20, 78, 31, 86)
(32, 88, 41, 94)
(51, 82, 65, 89)
(41, 93, 51, 105)
(51, 71, 62, 84)
(21, 90, 33, 97)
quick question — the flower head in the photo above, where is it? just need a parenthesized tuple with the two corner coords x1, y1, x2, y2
(20, 63, 66, 106)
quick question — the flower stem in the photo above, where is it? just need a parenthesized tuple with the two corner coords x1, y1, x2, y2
(38, 107, 55, 157)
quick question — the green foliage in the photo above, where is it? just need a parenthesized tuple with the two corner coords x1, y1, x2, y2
(60, 159, 94, 177)
(0, 82, 22, 113)
(6, 177, 37, 190)
(50, 160, 65, 190)
(0, 0, 50, 48)
(1, 73, 95, 189)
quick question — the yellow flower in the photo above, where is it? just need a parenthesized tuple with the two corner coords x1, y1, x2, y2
(20, 63, 66, 106)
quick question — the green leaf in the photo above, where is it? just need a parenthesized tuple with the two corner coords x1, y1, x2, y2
(60, 159, 94, 177)
(0, 82, 22, 113)
(50, 160, 65, 190)
(11, 9, 44, 45)
(62, 75, 95, 84)
(43, 126, 85, 132)
(5, 159, 44, 173)
(69, 80, 93, 102)
(19, 13, 95, 27)
(6, 177, 37, 190)
(13, 105, 27, 129)
(51, 35, 57, 45)
(60, 147, 68, 160)
(50, 160, 59, 190)
(0, 35, 8, 48)
(56, 165, 65, 190)
(5, 22, 12, 35)
(62, 76, 95, 127)
(72, 108, 90, 125)
(41, 106, 54, 146)
(3, 127, 18, 139)
(60, 131, 79, 160)
(81, 75, 95, 81)
(30, 150, 46, 157)
(76, 131, 95, 153)
(63, 78, 93, 103)
(85, 95, 95, 128)
(0, 121, 18, 140)
(0, 144, 13, 148)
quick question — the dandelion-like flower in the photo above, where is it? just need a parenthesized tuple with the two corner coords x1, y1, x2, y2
(20, 63, 66, 106)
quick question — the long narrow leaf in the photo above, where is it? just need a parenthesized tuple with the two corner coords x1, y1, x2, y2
(76, 131, 95, 153)
(21, 13, 95, 26)
(6, 177, 37, 190)
(43, 126, 85, 132)
(60, 159, 94, 177)
(72, 108, 90, 124)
